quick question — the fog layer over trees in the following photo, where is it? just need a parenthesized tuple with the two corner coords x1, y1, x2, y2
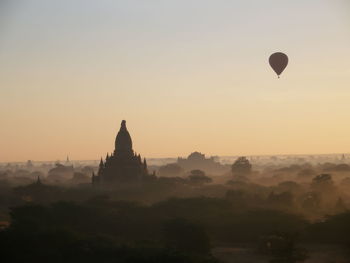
(2, 153, 350, 262)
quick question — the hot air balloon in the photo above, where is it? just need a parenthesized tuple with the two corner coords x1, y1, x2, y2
(269, 52, 288, 78)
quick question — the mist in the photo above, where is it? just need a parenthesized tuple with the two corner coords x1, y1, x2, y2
(1, 1, 350, 262)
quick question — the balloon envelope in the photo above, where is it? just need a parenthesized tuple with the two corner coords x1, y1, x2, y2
(269, 52, 288, 77)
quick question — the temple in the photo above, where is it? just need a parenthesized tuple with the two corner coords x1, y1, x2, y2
(93, 120, 153, 185)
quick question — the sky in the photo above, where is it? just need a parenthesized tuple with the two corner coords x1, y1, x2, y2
(0, 0, 350, 162)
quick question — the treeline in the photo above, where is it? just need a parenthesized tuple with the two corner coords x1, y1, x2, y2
(1, 196, 350, 262)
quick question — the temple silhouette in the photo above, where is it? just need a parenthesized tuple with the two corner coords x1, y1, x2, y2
(92, 120, 154, 185)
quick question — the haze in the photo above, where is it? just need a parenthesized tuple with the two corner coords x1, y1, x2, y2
(1, 0, 350, 162)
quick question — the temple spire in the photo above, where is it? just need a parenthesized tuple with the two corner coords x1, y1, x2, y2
(98, 158, 104, 170)
(121, 120, 127, 131)
(115, 120, 133, 156)
(143, 158, 148, 173)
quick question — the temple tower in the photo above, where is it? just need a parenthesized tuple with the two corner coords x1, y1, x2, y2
(93, 120, 153, 185)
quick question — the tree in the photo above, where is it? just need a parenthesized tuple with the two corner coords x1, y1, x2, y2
(231, 157, 252, 180)
(188, 170, 212, 185)
(311, 174, 335, 193)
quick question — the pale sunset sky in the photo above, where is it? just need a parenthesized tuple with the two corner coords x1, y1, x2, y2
(0, 0, 349, 162)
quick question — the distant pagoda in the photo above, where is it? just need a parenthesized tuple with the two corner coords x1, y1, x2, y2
(93, 120, 154, 185)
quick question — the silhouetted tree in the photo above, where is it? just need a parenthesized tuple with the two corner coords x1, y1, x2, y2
(311, 174, 336, 199)
(231, 157, 252, 181)
(188, 170, 212, 185)
(312, 174, 333, 188)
